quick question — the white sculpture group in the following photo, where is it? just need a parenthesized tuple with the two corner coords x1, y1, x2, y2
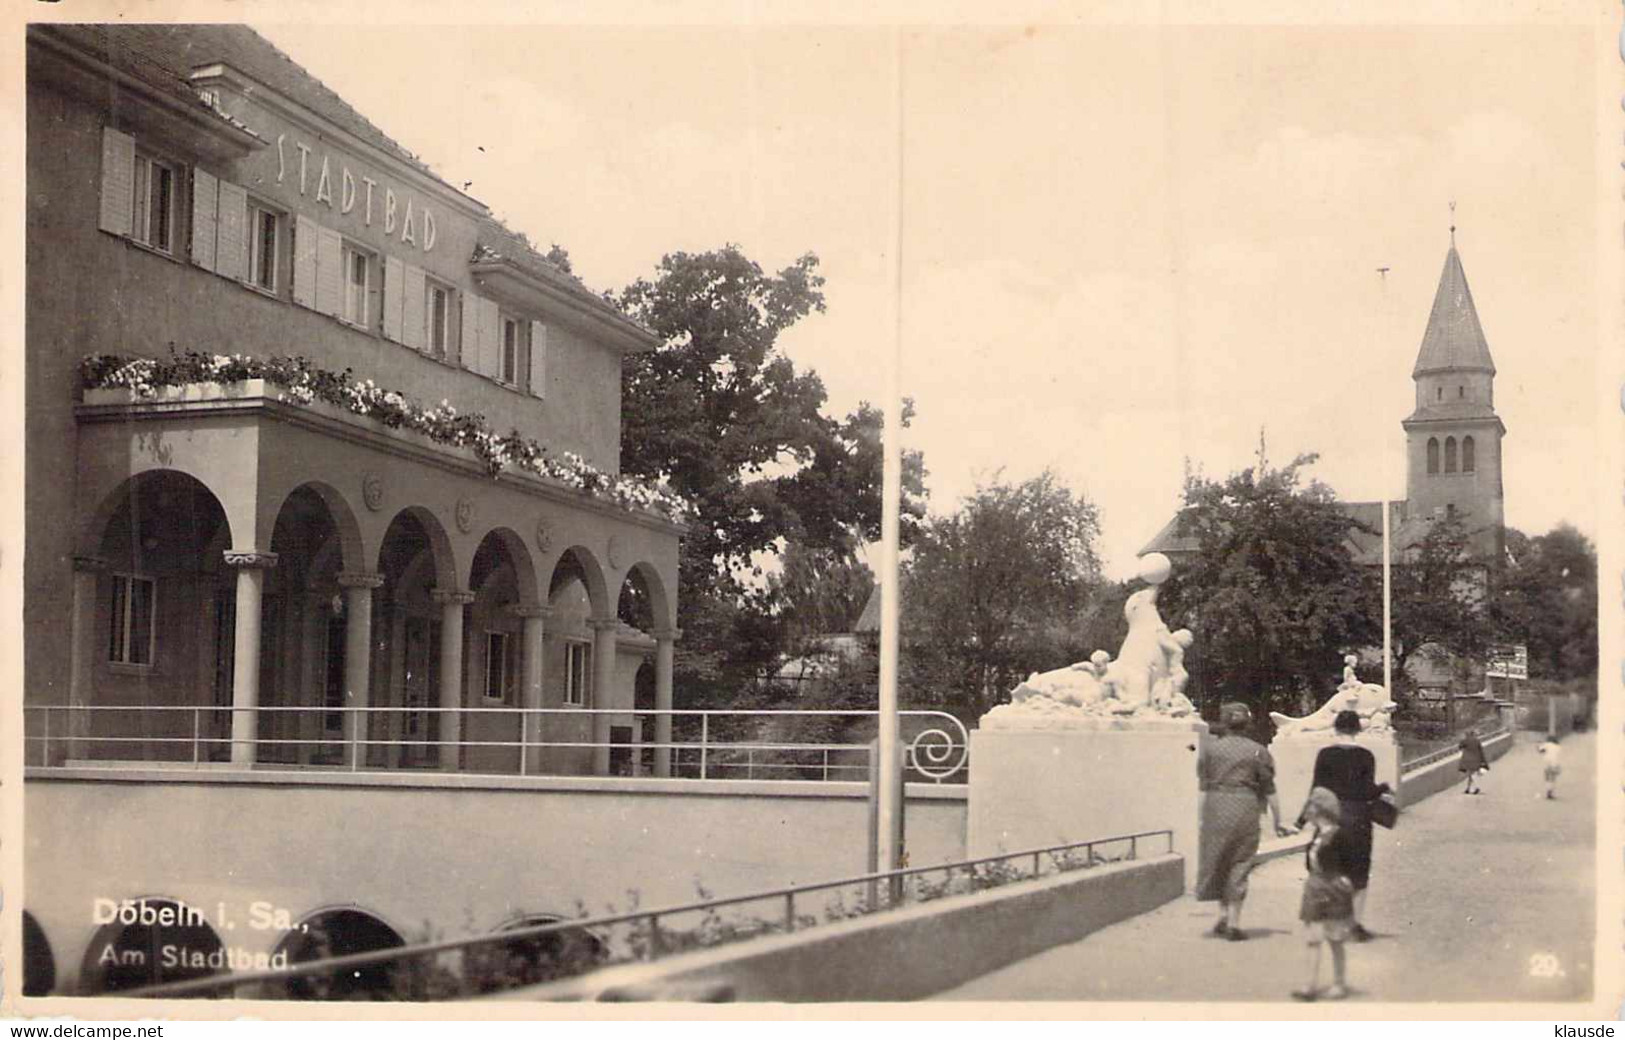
(1268, 653, 1398, 738)
(996, 553, 1197, 722)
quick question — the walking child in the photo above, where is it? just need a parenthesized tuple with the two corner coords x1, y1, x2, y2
(1294, 787, 1358, 1001)
(1537, 735, 1562, 799)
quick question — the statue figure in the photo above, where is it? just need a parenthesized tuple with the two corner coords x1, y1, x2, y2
(1339, 654, 1360, 690)
(1268, 659, 1398, 738)
(989, 553, 1199, 726)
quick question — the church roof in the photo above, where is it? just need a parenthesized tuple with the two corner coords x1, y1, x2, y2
(1413, 244, 1496, 378)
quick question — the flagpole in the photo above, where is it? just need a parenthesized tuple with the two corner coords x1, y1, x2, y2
(875, 25, 904, 879)
(1382, 497, 1393, 698)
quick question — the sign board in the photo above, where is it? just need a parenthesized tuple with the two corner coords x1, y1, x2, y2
(1486, 644, 1528, 680)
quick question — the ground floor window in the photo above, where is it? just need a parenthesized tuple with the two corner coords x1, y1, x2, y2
(108, 574, 156, 666)
(80, 898, 223, 995)
(564, 641, 591, 707)
(484, 630, 514, 704)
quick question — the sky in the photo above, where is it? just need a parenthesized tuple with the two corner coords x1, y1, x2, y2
(256, 11, 1604, 579)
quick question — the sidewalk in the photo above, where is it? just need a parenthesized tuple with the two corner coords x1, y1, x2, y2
(932, 731, 1595, 1004)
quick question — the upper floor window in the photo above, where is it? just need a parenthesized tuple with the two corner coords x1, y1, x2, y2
(109, 573, 156, 666)
(1436, 386, 1443, 401)
(1444, 436, 1458, 473)
(1462, 436, 1475, 474)
(132, 153, 176, 254)
(342, 242, 373, 328)
(502, 317, 521, 385)
(427, 281, 452, 359)
(246, 200, 281, 293)
(1426, 438, 1439, 475)
(1457, 385, 1465, 400)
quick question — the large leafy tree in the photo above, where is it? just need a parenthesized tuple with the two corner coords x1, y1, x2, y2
(1491, 524, 1597, 681)
(616, 246, 924, 701)
(1158, 453, 1379, 718)
(901, 470, 1103, 719)
(1386, 513, 1495, 688)
(766, 542, 876, 655)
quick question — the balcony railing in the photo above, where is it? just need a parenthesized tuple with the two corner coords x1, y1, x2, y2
(22, 704, 970, 784)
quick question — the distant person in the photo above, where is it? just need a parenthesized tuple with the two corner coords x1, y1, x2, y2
(1458, 730, 1489, 794)
(1196, 702, 1294, 941)
(1293, 787, 1357, 1001)
(1537, 735, 1563, 799)
(1296, 710, 1390, 942)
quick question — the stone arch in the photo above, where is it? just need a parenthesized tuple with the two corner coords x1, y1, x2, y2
(616, 561, 673, 634)
(267, 481, 365, 573)
(76, 896, 225, 994)
(1426, 438, 1440, 475)
(376, 506, 458, 591)
(22, 911, 55, 997)
(547, 545, 611, 620)
(79, 470, 233, 561)
(475, 914, 607, 992)
(269, 905, 406, 1000)
(470, 527, 540, 610)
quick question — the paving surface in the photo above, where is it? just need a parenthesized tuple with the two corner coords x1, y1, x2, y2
(933, 731, 1597, 1005)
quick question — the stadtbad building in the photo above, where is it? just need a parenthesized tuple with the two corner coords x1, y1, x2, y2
(23, 24, 688, 995)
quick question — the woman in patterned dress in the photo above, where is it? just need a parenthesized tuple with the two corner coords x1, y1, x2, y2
(1196, 702, 1294, 940)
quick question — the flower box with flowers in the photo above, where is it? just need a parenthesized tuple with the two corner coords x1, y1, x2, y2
(78, 352, 692, 525)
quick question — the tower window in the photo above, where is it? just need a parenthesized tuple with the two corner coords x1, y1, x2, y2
(1444, 437, 1457, 473)
(1458, 385, 1464, 399)
(1427, 438, 1439, 475)
(1447, 504, 1456, 521)
(1436, 387, 1443, 401)
(1463, 436, 1475, 473)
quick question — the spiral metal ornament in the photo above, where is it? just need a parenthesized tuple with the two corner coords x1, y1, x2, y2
(905, 711, 970, 781)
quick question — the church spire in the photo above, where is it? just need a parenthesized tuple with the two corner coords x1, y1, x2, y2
(1412, 237, 1496, 378)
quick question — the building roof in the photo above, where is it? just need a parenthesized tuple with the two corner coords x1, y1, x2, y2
(44, 24, 442, 187)
(1139, 500, 1434, 566)
(44, 24, 658, 342)
(1413, 243, 1496, 378)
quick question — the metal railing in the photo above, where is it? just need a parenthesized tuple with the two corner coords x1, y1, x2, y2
(23, 704, 970, 783)
(1400, 719, 1510, 774)
(115, 828, 1174, 1000)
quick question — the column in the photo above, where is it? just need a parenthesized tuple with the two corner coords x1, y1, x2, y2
(588, 617, 619, 776)
(339, 571, 383, 769)
(65, 555, 105, 763)
(432, 588, 475, 772)
(224, 550, 277, 767)
(512, 606, 550, 775)
(652, 627, 680, 778)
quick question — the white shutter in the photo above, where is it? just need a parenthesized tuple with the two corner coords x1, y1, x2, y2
(315, 225, 343, 318)
(402, 264, 427, 351)
(480, 298, 502, 378)
(214, 180, 248, 282)
(529, 321, 547, 397)
(190, 169, 218, 271)
(98, 127, 135, 236)
(382, 255, 405, 342)
(292, 213, 319, 309)
(459, 292, 480, 369)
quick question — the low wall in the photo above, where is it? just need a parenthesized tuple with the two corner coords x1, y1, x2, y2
(1395, 730, 1514, 807)
(509, 853, 1185, 1002)
(23, 770, 966, 994)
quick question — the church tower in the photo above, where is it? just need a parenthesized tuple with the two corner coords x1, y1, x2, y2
(1401, 237, 1506, 558)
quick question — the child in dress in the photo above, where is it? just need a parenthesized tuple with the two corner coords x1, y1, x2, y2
(1294, 787, 1357, 1001)
(1537, 736, 1562, 799)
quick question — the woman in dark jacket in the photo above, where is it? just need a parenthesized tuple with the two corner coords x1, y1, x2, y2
(1458, 731, 1489, 794)
(1296, 709, 1389, 942)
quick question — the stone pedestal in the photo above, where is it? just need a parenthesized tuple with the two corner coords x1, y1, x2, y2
(1268, 733, 1401, 823)
(967, 719, 1209, 888)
